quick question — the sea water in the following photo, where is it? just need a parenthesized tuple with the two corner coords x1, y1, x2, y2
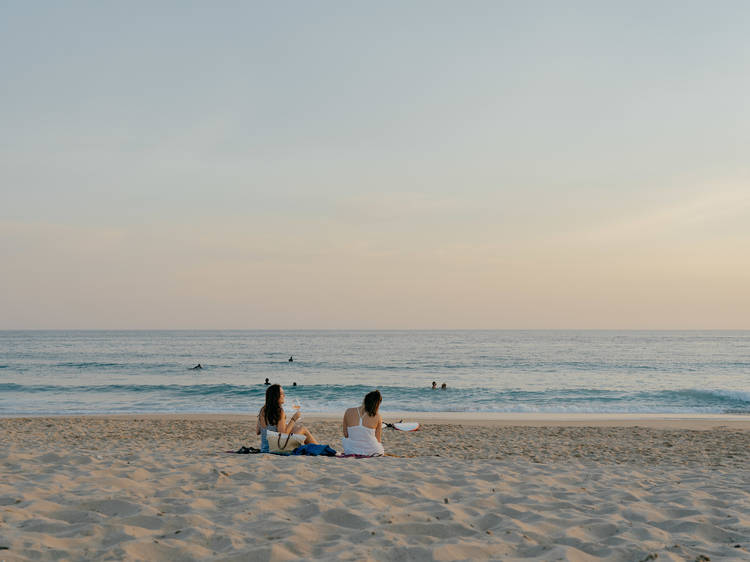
(1, 330, 749, 416)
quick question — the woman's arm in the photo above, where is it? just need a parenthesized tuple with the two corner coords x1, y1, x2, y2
(280, 409, 300, 434)
(375, 414, 382, 443)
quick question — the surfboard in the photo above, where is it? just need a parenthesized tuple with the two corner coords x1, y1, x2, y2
(383, 421, 420, 432)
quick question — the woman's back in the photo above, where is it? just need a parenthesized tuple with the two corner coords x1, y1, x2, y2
(342, 406, 384, 456)
(343, 406, 379, 430)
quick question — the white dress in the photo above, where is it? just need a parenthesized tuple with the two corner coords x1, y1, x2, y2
(342, 407, 384, 456)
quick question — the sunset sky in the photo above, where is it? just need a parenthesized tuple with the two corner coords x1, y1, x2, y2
(2, 1, 749, 329)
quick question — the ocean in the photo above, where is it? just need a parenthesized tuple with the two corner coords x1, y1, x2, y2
(1, 330, 749, 416)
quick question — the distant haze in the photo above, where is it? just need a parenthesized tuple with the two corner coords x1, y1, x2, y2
(1, 2, 749, 329)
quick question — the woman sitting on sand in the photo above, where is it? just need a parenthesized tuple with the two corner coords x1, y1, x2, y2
(256, 384, 317, 452)
(342, 390, 385, 456)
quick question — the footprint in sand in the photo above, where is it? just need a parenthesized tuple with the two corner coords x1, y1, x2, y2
(321, 508, 369, 529)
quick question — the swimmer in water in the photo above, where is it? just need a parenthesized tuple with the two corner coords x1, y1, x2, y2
(289, 356, 294, 362)
(191, 364, 202, 370)
(264, 378, 271, 385)
(431, 381, 437, 389)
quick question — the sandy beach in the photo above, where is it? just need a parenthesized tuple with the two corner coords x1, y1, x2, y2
(1, 415, 749, 561)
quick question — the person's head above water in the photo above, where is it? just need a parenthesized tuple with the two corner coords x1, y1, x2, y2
(431, 381, 437, 389)
(292, 381, 297, 386)
(363, 389, 382, 417)
(441, 382, 447, 389)
(264, 378, 270, 385)
(264, 384, 285, 425)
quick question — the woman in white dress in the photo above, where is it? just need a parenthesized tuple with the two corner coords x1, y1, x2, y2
(342, 390, 384, 456)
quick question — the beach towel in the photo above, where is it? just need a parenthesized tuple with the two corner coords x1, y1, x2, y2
(336, 452, 384, 458)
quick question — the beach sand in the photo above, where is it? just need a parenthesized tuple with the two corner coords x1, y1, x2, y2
(1, 415, 749, 561)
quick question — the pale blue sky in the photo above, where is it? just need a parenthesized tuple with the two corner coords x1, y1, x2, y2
(2, 1, 749, 328)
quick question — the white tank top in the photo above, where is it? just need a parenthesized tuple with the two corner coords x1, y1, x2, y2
(342, 407, 384, 456)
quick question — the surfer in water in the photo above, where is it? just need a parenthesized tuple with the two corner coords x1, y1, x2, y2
(191, 364, 202, 370)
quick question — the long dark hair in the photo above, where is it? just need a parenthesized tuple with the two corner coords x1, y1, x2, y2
(264, 384, 283, 426)
(363, 390, 382, 417)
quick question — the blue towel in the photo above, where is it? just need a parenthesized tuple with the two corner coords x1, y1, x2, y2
(292, 444, 337, 456)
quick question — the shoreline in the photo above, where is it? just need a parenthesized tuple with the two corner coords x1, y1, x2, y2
(3, 411, 750, 430)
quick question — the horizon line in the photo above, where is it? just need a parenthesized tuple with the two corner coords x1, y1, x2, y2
(2, 328, 749, 332)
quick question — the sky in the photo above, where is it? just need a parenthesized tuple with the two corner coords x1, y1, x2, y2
(1, 1, 749, 329)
